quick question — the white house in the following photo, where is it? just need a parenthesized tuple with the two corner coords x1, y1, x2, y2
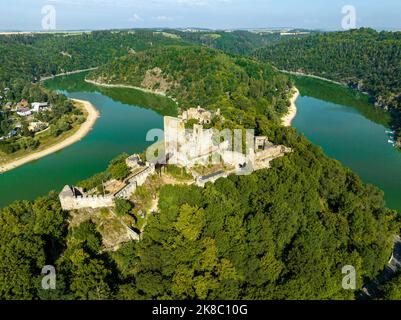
(17, 108, 32, 117)
(32, 102, 49, 113)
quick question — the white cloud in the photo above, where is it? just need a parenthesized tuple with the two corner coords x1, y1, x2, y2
(130, 14, 143, 22)
(153, 15, 174, 22)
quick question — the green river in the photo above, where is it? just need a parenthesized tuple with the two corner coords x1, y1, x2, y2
(0, 73, 400, 213)
(292, 76, 401, 212)
(0, 73, 176, 208)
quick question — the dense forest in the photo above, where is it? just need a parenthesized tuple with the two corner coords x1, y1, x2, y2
(0, 30, 183, 85)
(164, 29, 311, 56)
(1, 39, 400, 300)
(88, 45, 293, 132)
(0, 115, 398, 299)
(0, 30, 184, 155)
(254, 28, 401, 143)
(0, 29, 400, 300)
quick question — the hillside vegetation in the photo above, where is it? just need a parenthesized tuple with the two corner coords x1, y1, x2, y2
(1, 42, 399, 300)
(0, 31, 184, 155)
(0, 30, 183, 84)
(0, 132, 398, 299)
(254, 28, 401, 142)
(88, 46, 293, 132)
(164, 29, 310, 56)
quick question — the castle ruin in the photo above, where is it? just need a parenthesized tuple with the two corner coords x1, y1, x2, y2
(181, 106, 221, 125)
(164, 114, 291, 174)
(59, 156, 155, 211)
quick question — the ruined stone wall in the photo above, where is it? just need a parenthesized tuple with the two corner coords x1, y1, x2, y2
(255, 145, 291, 161)
(196, 171, 228, 187)
(114, 166, 155, 199)
(253, 145, 292, 170)
(59, 194, 114, 211)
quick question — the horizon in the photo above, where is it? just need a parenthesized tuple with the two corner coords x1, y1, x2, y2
(0, 26, 400, 34)
(0, 0, 400, 32)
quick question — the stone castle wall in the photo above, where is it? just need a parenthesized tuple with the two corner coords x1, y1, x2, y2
(114, 166, 154, 199)
(60, 193, 114, 211)
(60, 165, 156, 211)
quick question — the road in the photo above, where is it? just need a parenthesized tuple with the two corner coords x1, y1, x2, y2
(358, 236, 401, 299)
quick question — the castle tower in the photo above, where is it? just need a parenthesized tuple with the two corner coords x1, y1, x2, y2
(164, 116, 186, 165)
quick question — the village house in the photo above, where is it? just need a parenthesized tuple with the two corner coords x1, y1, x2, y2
(28, 121, 48, 133)
(32, 102, 50, 113)
(16, 107, 32, 117)
(16, 99, 29, 108)
(0, 129, 17, 141)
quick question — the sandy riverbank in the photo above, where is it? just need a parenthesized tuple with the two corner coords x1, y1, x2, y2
(282, 88, 300, 127)
(0, 99, 99, 174)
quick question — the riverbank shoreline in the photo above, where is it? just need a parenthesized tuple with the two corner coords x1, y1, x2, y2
(278, 69, 346, 87)
(0, 99, 99, 174)
(40, 67, 99, 82)
(282, 87, 300, 127)
(85, 79, 169, 97)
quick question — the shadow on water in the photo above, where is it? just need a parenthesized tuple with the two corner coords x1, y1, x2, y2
(291, 75, 391, 128)
(44, 72, 178, 117)
(292, 76, 401, 212)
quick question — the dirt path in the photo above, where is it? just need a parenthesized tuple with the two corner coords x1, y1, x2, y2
(0, 99, 99, 174)
(85, 79, 168, 97)
(40, 67, 98, 81)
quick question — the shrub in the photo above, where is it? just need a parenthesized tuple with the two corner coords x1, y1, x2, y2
(114, 198, 133, 217)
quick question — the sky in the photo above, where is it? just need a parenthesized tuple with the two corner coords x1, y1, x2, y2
(0, 0, 400, 31)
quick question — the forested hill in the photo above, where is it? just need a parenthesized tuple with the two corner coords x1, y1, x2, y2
(254, 28, 401, 117)
(162, 29, 311, 56)
(1, 31, 400, 300)
(0, 29, 309, 86)
(1, 40, 400, 300)
(0, 30, 183, 85)
(88, 45, 293, 130)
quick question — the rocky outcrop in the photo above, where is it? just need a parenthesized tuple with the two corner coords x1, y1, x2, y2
(141, 67, 171, 95)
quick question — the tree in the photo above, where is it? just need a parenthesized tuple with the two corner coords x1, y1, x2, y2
(108, 154, 130, 181)
(381, 274, 401, 300)
(175, 204, 205, 241)
(114, 199, 133, 217)
(69, 257, 112, 300)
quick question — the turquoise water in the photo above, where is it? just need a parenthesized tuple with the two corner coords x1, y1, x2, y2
(1, 73, 400, 213)
(0, 75, 168, 208)
(293, 91, 401, 212)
